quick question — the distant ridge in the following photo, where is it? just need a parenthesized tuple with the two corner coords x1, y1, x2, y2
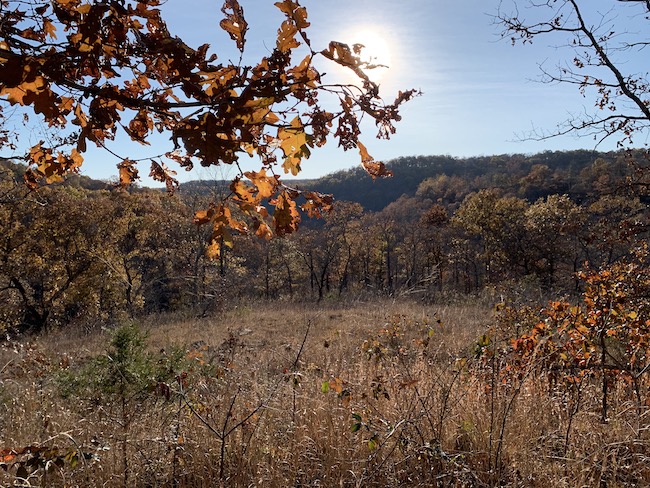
(0, 157, 111, 191)
(4, 149, 640, 208)
(179, 149, 632, 211)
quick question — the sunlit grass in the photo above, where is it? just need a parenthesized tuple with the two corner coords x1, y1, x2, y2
(1, 299, 649, 487)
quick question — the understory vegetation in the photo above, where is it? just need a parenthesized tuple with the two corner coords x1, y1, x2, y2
(2, 277, 650, 487)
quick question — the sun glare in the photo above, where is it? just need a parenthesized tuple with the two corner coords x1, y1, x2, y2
(347, 28, 393, 82)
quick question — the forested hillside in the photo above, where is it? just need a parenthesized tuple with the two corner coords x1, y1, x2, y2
(4, 0, 650, 485)
(2, 149, 648, 334)
(181, 149, 643, 211)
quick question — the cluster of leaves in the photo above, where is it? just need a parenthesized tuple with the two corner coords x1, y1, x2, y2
(0, 444, 93, 484)
(0, 0, 416, 258)
(487, 245, 650, 419)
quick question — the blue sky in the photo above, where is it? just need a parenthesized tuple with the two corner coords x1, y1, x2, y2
(74, 0, 648, 184)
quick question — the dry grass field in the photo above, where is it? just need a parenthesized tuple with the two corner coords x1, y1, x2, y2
(1, 299, 649, 487)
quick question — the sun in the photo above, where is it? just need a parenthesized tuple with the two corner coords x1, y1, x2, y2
(347, 29, 392, 82)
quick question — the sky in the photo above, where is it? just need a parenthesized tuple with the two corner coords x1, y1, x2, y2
(71, 0, 649, 185)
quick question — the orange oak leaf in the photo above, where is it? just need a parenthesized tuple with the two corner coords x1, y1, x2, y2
(272, 190, 301, 235)
(254, 220, 273, 240)
(358, 141, 392, 180)
(220, 0, 248, 51)
(245, 169, 279, 199)
(117, 159, 139, 188)
(231, 177, 258, 206)
(301, 190, 333, 218)
(278, 116, 311, 175)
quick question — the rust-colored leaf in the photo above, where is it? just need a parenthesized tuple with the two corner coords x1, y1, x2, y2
(301, 190, 333, 218)
(231, 177, 258, 205)
(272, 190, 301, 235)
(117, 159, 139, 188)
(1, 76, 47, 106)
(25, 143, 84, 185)
(220, 0, 248, 51)
(150, 160, 179, 193)
(254, 220, 273, 240)
(358, 141, 392, 179)
(245, 169, 279, 199)
(127, 110, 153, 143)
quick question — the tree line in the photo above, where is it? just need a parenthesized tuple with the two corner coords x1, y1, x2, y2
(180, 149, 646, 212)
(1, 149, 647, 334)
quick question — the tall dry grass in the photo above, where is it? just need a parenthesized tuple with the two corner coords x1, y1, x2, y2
(1, 299, 649, 487)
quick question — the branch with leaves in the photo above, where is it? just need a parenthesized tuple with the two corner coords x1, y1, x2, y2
(0, 0, 417, 257)
(495, 0, 650, 147)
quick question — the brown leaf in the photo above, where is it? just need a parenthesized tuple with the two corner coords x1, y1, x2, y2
(278, 116, 311, 175)
(43, 20, 57, 39)
(358, 141, 392, 180)
(301, 190, 333, 218)
(127, 110, 153, 143)
(220, 0, 248, 51)
(254, 220, 273, 240)
(117, 159, 139, 188)
(150, 160, 179, 193)
(276, 20, 300, 53)
(272, 190, 301, 235)
(26, 143, 84, 185)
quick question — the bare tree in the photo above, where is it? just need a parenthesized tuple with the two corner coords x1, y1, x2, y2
(495, 0, 650, 147)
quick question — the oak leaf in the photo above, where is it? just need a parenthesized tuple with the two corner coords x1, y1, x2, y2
(230, 177, 258, 205)
(245, 169, 278, 199)
(301, 191, 333, 218)
(275, 1, 310, 29)
(278, 116, 311, 175)
(149, 161, 179, 193)
(277, 20, 300, 53)
(358, 141, 392, 179)
(272, 190, 301, 235)
(220, 0, 248, 51)
(118, 159, 139, 188)
(43, 20, 57, 39)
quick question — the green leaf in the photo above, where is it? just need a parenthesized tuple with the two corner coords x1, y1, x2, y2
(368, 436, 378, 451)
(351, 422, 362, 433)
(321, 381, 330, 393)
